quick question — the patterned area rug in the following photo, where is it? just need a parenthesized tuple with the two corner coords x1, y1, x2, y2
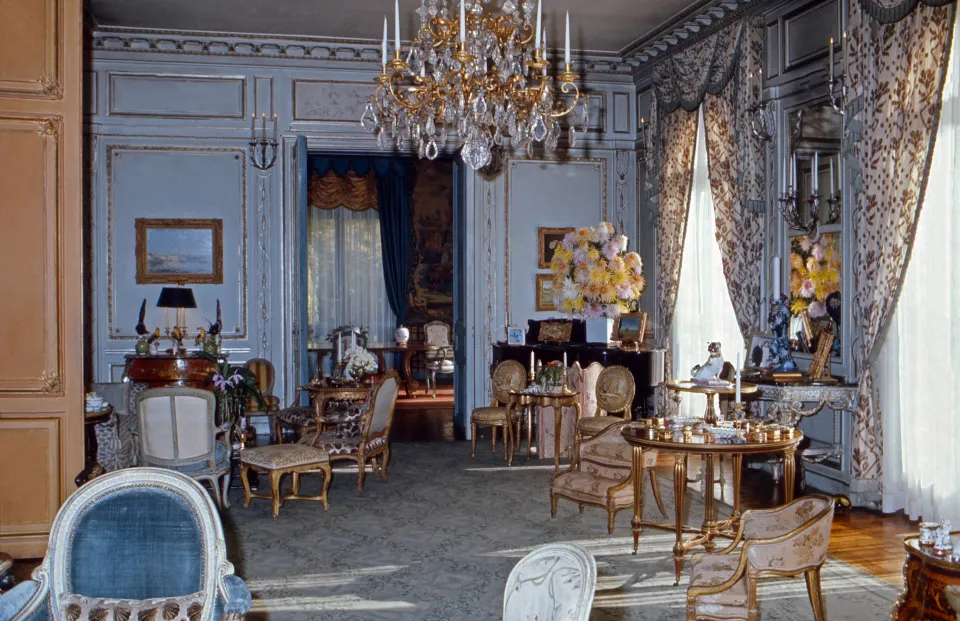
(221, 442, 897, 621)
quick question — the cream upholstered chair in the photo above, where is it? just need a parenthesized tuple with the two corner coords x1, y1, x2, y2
(551, 421, 665, 533)
(503, 543, 596, 621)
(243, 358, 281, 441)
(575, 365, 635, 452)
(136, 387, 232, 510)
(302, 370, 401, 494)
(423, 320, 454, 398)
(686, 495, 835, 621)
(470, 360, 526, 458)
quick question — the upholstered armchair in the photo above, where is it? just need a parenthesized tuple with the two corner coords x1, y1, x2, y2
(242, 358, 281, 441)
(469, 360, 526, 458)
(502, 543, 596, 621)
(136, 387, 232, 509)
(422, 320, 454, 398)
(686, 495, 835, 621)
(551, 421, 665, 534)
(301, 370, 401, 494)
(536, 362, 581, 461)
(574, 365, 635, 452)
(0, 468, 250, 621)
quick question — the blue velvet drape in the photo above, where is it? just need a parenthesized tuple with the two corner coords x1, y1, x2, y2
(309, 155, 413, 326)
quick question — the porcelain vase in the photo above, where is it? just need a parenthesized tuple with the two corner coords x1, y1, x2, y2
(395, 325, 410, 347)
(585, 317, 615, 344)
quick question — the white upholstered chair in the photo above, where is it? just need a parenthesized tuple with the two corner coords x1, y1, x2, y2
(423, 320, 454, 398)
(136, 387, 232, 510)
(503, 543, 596, 621)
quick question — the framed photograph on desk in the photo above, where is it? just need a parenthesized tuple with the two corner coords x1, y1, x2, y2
(746, 331, 775, 369)
(613, 312, 648, 345)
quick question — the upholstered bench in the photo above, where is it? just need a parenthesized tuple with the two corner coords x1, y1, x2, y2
(239, 444, 332, 518)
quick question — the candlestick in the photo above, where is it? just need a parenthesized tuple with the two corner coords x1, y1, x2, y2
(272, 113, 277, 140)
(394, 0, 401, 52)
(564, 11, 570, 65)
(535, 0, 542, 50)
(260, 113, 266, 140)
(530, 351, 535, 375)
(773, 257, 781, 298)
(829, 36, 834, 82)
(382, 16, 388, 67)
(459, 0, 465, 43)
(735, 353, 741, 403)
(250, 113, 255, 141)
(563, 352, 567, 368)
(830, 157, 835, 195)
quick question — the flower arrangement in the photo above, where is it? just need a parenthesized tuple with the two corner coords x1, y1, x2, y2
(789, 234, 841, 319)
(549, 222, 645, 319)
(535, 360, 566, 391)
(198, 353, 263, 424)
(344, 346, 378, 380)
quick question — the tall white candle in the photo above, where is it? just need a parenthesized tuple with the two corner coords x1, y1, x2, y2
(813, 151, 819, 193)
(273, 113, 277, 139)
(791, 153, 798, 189)
(459, 0, 466, 43)
(735, 353, 741, 403)
(842, 31, 847, 74)
(530, 351, 535, 374)
(830, 157, 835, 195)
(829, 36, 834, 81)
(352, 332, 356, 349)
(772, 256, 781, 297)
(382, 16, 388, 67)
(250, 113, 255, 141)
(564, 12, 570, 65)
(394, 0, 401, 52)
(535, 0, 542, 50)
(563, 352, 568, 368)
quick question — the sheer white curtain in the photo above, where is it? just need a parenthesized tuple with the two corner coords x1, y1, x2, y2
(671, 107, 744, 417)
(878, 12, 960, 521)
(307, 206, 396, 355)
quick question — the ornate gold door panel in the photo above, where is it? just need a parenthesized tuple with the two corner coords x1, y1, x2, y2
(0, 0, 84, 558)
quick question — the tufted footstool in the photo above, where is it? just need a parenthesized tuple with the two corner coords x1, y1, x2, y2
(239, 444, 332, 518)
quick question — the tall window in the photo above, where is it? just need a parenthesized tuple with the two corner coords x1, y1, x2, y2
(307, 205, 396, 352)
(878, 12, 959, 521)
(671, 106, 743, 417)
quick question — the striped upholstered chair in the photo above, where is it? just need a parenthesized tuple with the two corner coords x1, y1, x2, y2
(243, 358, 281, 441)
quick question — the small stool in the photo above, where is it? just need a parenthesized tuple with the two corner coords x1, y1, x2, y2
(239, 444, 332, 518)
(0, 552, 14, 593)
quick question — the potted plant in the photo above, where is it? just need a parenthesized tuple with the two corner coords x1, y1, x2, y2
(198, 353, 263, 426)
(343, 346, 379, 384)
(535, 360, 567, 393)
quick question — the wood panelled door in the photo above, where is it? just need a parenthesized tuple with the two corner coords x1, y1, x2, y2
(0, 0, 84, 558)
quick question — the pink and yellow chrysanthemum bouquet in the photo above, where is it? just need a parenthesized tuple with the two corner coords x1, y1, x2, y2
(549, 221, 645, 319)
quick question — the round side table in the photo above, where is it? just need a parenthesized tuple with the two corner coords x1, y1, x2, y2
(665, 379, 758, 424)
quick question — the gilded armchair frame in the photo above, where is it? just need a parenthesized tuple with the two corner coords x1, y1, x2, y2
(685, 495, 835, 621)
(574, 365, 636, 455)
(470, 360, 526, 458)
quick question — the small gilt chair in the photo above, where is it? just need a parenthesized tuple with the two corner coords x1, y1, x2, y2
(574, 365, 635, 454)
(502, 543, 596, 621)
(551, 421, 665, 534)
(470, 360, 526, 458)
(686, 495, 835, 621)
(243, 358, 281, 441)
(423, 320, 454, 398)
(301, 370, 401, 494)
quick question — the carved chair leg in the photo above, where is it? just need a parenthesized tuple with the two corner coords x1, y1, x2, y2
(269, 470, 282, 518)
(550, 491, 558, 517)
(607, 501, 616, 534)
(380, 447, 390, 483)
(492, 425, 497, 454)
(221, 472, 231, 509)
(503, 424, 509, 460)
(357, 457, 367, 495)
(319, 463, 331, 509)
(471, 422, 478, 457)
(208, 477, 223, 511)
(291, 472, 301, 496)
(240, 465, 253, 508)
(805, 566, 827, 621)
(649, 468, 667, 517)
(578, 503, 584, 513)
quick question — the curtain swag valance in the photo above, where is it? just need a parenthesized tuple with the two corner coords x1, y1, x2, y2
(858, 0, 955, 24)
(653, 19, 745, 114)
(309, 169, 378, 211)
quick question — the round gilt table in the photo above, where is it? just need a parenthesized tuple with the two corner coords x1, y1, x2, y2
(303, 381, 369, 437)
(621, 420, 802, 584)
(666, 379, 758, 424)
(504, 389, 582, 470)
(893, 532, 960, 621)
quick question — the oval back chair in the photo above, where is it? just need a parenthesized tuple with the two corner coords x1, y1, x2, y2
(503, 543, 596, 621)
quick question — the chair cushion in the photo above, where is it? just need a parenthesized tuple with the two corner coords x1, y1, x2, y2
(306, 431, 359, 456)
(60, 591, 206, 621)
(471, 407, 521, 424)
(577, 416, 623, 436)
(166, 441, 230, 475)
(552, 471, 633, 506)
(323, 401, 366, 438)
(277, 406, 315, 428)
(690, 553, 749, 619)
(581, 441, 658, 469)
(241, 444, 329, 470)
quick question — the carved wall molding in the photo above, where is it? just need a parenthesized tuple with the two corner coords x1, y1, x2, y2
(256, 172, 271, 358)
(0, 0, 60, 99)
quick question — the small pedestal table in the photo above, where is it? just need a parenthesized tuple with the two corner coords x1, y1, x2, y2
(504, 389, 582, 471)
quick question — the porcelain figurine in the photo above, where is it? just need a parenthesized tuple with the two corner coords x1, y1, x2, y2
(134, 299, 159, 354)
(768, 294, 798, 372)
(692, 342, 725, 381)
(395, 325, 410, 347)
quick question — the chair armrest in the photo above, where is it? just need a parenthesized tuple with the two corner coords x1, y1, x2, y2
(0, 581, 44, 621)
(219, 575, 252, 617)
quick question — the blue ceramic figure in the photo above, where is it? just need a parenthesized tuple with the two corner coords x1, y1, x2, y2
(768, 294, 798, 372)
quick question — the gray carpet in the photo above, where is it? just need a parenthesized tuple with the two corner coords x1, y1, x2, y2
(221, 442, 898, 621)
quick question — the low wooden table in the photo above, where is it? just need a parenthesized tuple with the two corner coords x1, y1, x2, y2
(504, 389, 582, 470)
(621, 420, 802, 584)
(313, 344, 429, 397)
(75, 406, 114, 487)
(665, 379, 758, 424)
(123, 353, 219, 388)
(893, 532, 960, 621)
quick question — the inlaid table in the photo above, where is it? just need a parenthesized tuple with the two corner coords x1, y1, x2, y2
(893, 532, 960, 621)
(312, 343, 429, 397)
(665, 379, 758, 424)
(621, 420, 803, 584)
(504, 389, 582, 470)
(303, 381, 370, 434)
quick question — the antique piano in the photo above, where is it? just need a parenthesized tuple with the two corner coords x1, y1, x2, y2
(491, 319, 665, 417)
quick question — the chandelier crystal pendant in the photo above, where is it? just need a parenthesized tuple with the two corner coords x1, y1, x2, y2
(360, 0, 588, 170)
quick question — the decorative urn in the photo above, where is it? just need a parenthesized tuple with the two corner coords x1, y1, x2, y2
(395, 325, 410, 347)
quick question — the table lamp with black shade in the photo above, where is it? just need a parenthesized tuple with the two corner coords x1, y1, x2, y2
(156, 286, 197, 354)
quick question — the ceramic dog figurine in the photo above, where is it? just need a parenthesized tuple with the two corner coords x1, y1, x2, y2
(691, 342, 725, 381)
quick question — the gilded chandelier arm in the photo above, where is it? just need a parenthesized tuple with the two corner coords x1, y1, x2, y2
(548, 80, 580, 118)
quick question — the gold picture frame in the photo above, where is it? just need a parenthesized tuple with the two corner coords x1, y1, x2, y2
(809, 324, 835, 381)
(535, 274, 557, 311)
(135, 218, 224, 285)
(538, 227, 574, 269)
(538, 321, 573, 343)
(612, 311, 648, 344)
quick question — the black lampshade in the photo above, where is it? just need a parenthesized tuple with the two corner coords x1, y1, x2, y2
(156, 287, 197, 309)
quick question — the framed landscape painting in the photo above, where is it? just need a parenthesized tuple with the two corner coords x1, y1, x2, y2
(135, 218, 223, 284)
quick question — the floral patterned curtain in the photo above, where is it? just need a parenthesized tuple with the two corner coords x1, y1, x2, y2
(847, 2, 956, 501)
(703, 17, 766, 345)
(308, 169, 378, 211)
(858, 0, 954, 23)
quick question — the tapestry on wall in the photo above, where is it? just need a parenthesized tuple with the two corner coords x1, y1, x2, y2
(407, 159, 455, 323)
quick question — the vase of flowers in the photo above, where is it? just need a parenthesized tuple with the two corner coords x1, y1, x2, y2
(343, 346, 378, 384)
(535, 361, 567, 393)
(549, 222, 645, 343)
(199, 353, 263, 426)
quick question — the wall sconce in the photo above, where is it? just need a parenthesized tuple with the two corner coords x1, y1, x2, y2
(749, 69, 774, 142)
(637, 117, 648, 162)
(828, 33, 848, 114)
(249, 112, 278, 171)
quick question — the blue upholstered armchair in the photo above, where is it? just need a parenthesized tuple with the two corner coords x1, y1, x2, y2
(0, 468, 251, 621)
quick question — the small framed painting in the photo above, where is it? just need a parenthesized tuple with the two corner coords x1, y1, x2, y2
(538, 227, 574, 269)
(506, 326, 526, 346)
(135, 218, 223, 285)
(746, 331, 775, 369)
(535, 274, 557, 311)
(538, 321, 573, 343)
(613, 312, 648, 344)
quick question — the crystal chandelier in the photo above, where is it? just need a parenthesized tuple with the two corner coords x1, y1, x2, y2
(360, 0, 588, 170)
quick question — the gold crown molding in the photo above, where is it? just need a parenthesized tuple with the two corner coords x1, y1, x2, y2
(105, 144, 248, 342)
(503, 156, 608, 318)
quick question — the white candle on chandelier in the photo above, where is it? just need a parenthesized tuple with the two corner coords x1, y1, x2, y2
(530, 351, 535, 375)
(459, 0, 466, 43)
(382, 16, 388, 67)
(842, 31, 847, 74)
(563, 352, 567, 368)
(812, 151, 819, 193)
(250, 113, 255, 141)
(272, 113, 277, 140)
(773, 256, 781, 297)
(535, 0, 542, 51)
(791, 152, 797, 189)
(830, 156, 835, 195)
(735, 353, 741, 403)
(564, 11, 570, 66)
(394, 0, 401, 52)
(829, 36, 834, 81)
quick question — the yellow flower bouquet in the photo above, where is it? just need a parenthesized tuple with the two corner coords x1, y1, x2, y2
(548, 221, 645, 319)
